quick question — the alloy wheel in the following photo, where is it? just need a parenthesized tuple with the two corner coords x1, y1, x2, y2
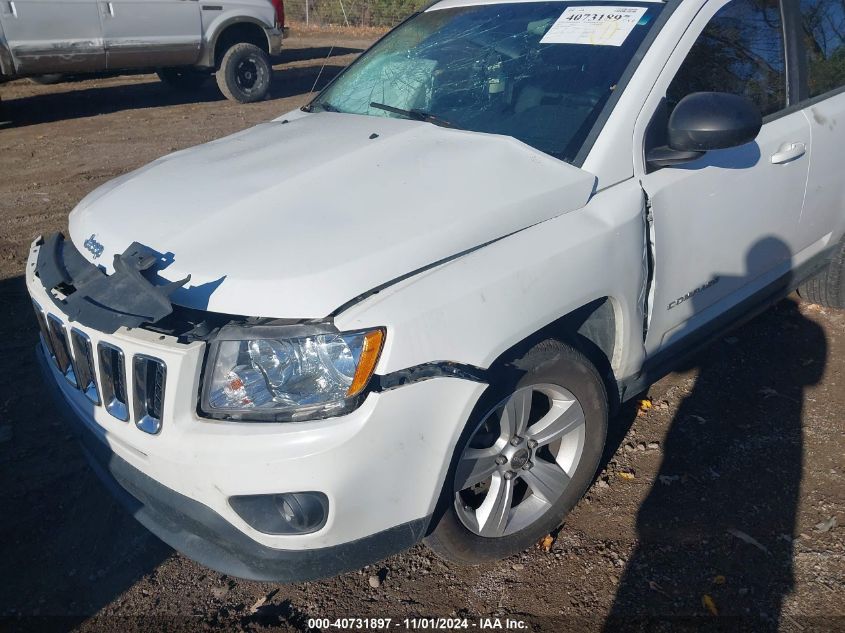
(454, 383, 586, 537)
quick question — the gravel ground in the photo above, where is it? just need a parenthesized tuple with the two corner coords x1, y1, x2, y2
(0, 29, 842, 633)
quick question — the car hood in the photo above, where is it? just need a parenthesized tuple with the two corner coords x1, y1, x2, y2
(68, 112, 596, 319)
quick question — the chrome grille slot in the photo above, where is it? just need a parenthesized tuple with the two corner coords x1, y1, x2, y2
(133, 355, 166, 435)
(70, 329, 100, 405)
(46, 315, 77, 387)
(98, 342, 128, 421)
(32, 301, 56, 361)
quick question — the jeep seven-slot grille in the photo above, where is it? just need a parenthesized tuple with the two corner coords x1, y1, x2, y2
(34, 304, 167, 435)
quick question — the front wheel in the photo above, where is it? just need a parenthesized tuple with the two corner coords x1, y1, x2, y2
(424, 340, 608, 564)
(215, 43, 271, 103)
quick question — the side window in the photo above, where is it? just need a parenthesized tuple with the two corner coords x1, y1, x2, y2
(667, 0, 787, 117)
(799, 0, 845, 97)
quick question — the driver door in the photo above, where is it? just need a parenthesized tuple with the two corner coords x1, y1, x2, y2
(639, 0, 812, 357)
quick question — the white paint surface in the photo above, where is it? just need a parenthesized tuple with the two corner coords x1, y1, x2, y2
(68, 112, 596, 319)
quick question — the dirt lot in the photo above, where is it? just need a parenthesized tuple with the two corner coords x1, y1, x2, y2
(0, 30, 843, 633)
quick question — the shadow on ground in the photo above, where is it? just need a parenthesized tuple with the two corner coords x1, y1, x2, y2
(0, 275, 172, 630)
(604, 238, 827, 631)
(0, 45, 361, 128)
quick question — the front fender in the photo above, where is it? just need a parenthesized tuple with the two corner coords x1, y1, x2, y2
(335, 179, 648, 384)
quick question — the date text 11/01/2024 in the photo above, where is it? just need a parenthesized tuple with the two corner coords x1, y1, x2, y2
(306, 618, 530, 630)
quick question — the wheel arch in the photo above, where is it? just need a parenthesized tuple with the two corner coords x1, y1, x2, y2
(484, 296, 622, 411)
(201, 17, 272, 68)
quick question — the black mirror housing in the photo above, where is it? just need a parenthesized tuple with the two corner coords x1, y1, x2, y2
(668, 91, 762, 152)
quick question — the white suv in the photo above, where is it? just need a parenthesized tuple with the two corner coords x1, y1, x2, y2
(26, 0, 845, 581)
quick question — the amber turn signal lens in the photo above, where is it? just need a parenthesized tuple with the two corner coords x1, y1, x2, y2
(347, 329, 384, 397)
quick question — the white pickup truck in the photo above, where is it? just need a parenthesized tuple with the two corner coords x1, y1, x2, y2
(26, 0, 845, 581)
(0, 0, 285, 102)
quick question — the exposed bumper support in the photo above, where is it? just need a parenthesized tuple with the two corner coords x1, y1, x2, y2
(35, 233, 189, 334)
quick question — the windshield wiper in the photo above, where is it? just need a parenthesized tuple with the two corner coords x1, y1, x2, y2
(369, 102, 454, 128)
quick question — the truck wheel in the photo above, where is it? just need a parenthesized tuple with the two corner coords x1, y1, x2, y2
(798, 234, 845, 309)
(156, 67, 209, 90)
(215, 43, 271, 103)
(424, 340, 608, 564)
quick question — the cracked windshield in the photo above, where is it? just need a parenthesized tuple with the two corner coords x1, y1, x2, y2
(312, 1, 664, 162)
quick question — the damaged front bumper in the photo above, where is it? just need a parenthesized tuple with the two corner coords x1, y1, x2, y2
(26, 236, 486, 580)
(38, 345, 427, 582)
(35, 232, 190, 334)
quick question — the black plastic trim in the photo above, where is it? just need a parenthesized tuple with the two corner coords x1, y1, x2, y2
(37, 348, 431, 582)
(781, 0, 805, 104)
(35, 233, 189, 335)
(376, 361, 488, 391)
(229, 492, 330, 535)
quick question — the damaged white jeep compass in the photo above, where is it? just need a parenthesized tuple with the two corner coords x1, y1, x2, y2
(27, 0, 845, 580)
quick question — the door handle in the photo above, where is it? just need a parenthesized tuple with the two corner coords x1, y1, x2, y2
(770, 141, 806, 164)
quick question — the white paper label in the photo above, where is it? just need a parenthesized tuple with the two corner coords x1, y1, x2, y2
(540, 6, 648, 47)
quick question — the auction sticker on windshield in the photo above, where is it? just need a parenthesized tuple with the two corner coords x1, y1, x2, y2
(540, 6, 648, 46)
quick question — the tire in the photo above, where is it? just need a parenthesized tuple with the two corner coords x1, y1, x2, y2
(215, 43, 271, 103)
(29, 74, 65, 85)
(424, 339, 608, 564)
(798, 234, 845, 309)
(156, 67, 209, 91)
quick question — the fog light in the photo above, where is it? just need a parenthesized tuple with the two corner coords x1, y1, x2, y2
(229, 492, 328, 535)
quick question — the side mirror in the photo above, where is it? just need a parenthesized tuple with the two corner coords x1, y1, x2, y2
(647, 92, 762, 169)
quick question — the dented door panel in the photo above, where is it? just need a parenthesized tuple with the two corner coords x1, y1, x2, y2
(631, 0, 813, 356)
(641, 110, 811, 356)
(0, 0, 105, 74)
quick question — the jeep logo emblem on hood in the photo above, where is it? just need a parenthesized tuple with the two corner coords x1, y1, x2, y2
(83, 234, 104, 259)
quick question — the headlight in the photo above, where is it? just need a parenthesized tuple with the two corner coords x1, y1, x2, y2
(200, 324, 385, 422)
